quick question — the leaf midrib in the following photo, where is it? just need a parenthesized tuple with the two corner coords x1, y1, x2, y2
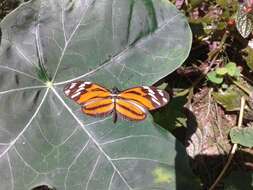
(51, 87, 134, 190)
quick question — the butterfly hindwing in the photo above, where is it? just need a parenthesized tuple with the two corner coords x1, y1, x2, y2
(118, 86, 169, 110)
(115, 99, 146, 121)
(64, 81, 112, 105)
(82, 98, 114, 117)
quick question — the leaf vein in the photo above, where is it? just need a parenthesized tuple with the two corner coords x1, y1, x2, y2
(111, 157, 170, 166)
(0, 65, 43, 82)
(51, 87, 133, 190)
(85, 154, 101, 190)
(0, 88, 49, 159)
(64, 139, 90, 190)
(7, 154, 14, 190)
(52, 0, 96, 81)
(100, 135, 161, 146)
(0, 86, 46, 95)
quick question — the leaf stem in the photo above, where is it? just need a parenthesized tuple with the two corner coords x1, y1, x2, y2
(207, 31, 228, 62)
(208, 96, 245, 190)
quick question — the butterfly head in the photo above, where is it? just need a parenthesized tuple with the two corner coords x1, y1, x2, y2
(112, 87, 120, 94)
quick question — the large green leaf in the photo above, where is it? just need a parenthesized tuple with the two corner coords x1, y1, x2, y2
(0, 0, 196, 189)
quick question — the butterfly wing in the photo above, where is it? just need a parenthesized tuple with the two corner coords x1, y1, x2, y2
(64, 82, 169, 121)
(118, 86, 169, 110)
(64, 81, 112, 105)
(64, 81, 114, 118)
(82, 98, 114, 117)
(115, 99, 146, 121)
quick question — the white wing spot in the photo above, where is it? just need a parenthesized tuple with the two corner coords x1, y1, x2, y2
(80, 84, 86, 88)
(158, 90, 164, 97)
(80, 81, 92, 88)
(65, 89, 71, 95)
(76, 87, 85, 92)
(143, 86, 155, 94)
(69, 83, 77, 89)
(148, 93, 158, 101)
(148, 89, 155, 94)
(163, 97, 168, 103)
(151, 97, 161, 106)
(71, 92, 81, 98)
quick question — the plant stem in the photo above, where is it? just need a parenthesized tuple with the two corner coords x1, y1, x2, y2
(208, 31, 228, 62)
(208, 96, 245, 190)
(184, 31, 229, 104)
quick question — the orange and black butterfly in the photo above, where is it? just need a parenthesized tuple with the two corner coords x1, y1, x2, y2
(64, 81, 169, 123)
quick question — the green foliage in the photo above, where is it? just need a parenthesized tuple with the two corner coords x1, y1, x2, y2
(207, 62, 240, 84)
(242, 46, 253, 71)
(3, 0, 253, 189)
(225, 62, 240, 77)
(153, 96, 188, 131)
(212, 86, 243, 111)
(170, 0, 253, 188)
(0, 0, 198, 189)
(236, 4, 253, 38)
(230, 124, 253, 147)
(207, 71, 224, 84)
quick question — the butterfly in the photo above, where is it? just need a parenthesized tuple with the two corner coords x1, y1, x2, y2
(64, 81, 169, 123)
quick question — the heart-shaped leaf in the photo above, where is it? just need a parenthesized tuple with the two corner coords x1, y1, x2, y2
(0, 0, 196, 189)
(230, 125, 253, 147)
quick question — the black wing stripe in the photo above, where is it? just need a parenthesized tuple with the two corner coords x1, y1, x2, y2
(84, 102, 113, 110)
(117, 103, 145, 116)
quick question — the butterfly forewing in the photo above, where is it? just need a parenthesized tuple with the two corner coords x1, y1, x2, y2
(64, 81, 112, 105)
(118, 86, 169, 110)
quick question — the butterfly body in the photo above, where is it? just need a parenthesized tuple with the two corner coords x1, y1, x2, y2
(64, 81, 169, 123)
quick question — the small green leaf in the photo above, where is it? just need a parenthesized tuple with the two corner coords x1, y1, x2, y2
(207, 71, 224, 84)
(236, 4, 253, 38)
(216, 67, 228, 75)
(225, 62, 238, 76)
(230, 126, 253, 147)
